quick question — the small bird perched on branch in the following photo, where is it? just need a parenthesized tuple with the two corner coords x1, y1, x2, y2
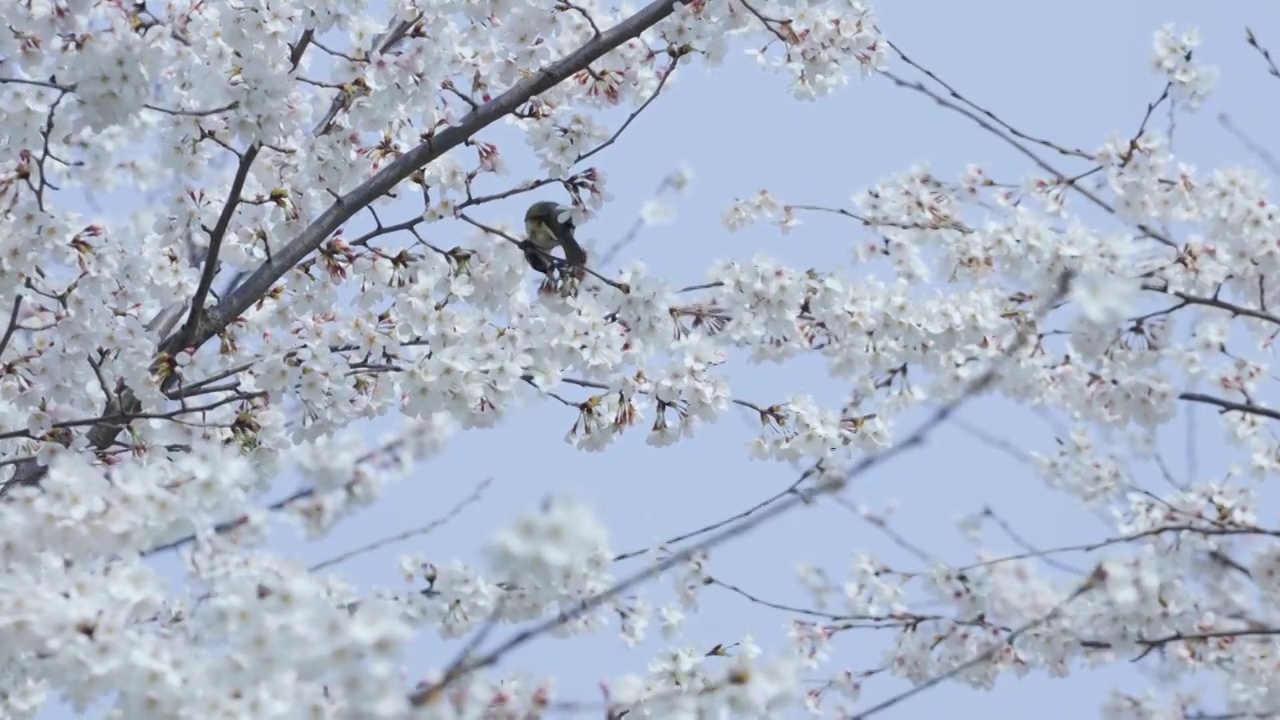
(522, 201, 587, 274)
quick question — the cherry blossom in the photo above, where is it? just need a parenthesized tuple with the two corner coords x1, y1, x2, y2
(2, 1, 1280, 717)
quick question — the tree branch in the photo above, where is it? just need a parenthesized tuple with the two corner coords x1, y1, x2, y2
(167, 0, 685, 359)
(7, 0, 690, 491)
(1180, 392, 1280, 422)
(178, 143, 261, 348)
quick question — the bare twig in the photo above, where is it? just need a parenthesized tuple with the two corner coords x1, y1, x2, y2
(830, 496, 936, 564)
(289, 28, 315, 72)
(885, 40, 1093, 160)
(1140, 283, 1280, 327)
(981, 507, 1087, 576)
(594, 176, 679, 267)
(1179, 392, 1280, 422)
(308, 478, 493, 572)
(612, 475, 808, 562)
(1217, 112, 1280, 176)
(1245, 27, 1280, 79)
(575, 57, 680, 165)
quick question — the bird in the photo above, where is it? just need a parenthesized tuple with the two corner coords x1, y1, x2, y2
(522, 201, 587, 274)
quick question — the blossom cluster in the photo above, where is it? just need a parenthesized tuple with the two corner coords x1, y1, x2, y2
(0, 0, 1278, 717)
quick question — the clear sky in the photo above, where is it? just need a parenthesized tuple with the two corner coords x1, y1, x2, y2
(41, 1, 1280, 717)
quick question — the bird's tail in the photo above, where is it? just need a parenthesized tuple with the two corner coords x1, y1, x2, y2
(562, 239, 588, 267)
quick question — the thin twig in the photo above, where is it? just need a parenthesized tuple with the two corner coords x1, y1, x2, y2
(1218, 112, 1280, 176)
(308, 478, 493, 572)
(1180, 392, 1280, 422)
(575, 58, 680, 165)
(612, 476, 808, 562)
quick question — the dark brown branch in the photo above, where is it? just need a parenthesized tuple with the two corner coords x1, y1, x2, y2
(1180, 392, 1280, 422)
(1144, 284, 1280, 327)
(1246, 27, 1280, 79)
(308, 478, 492, 572)
(465, 178, 560, 207)
(0, 295, 23, 360)
(1218, 112, 1280, 176)
(289, 29, 314, 72)
(177, 143, 261, 349)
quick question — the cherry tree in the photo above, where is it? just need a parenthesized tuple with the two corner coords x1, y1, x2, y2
(2, 0, 1279, 717)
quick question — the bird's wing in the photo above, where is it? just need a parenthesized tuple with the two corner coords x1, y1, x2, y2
(553, 227, 587, 266)
(547, 208, 587, 265)
(523, 246, 553, 274)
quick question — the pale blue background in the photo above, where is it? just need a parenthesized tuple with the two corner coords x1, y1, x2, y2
(44, 1, 1280, 717)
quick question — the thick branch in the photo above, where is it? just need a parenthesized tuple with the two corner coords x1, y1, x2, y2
(2, 0, 688, 489)
(164, 0, 684, 358)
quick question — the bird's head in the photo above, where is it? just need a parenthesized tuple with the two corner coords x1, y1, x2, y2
(525, 201, 569, 226)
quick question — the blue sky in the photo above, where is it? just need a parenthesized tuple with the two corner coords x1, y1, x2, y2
(39, 0, 1280, 717)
